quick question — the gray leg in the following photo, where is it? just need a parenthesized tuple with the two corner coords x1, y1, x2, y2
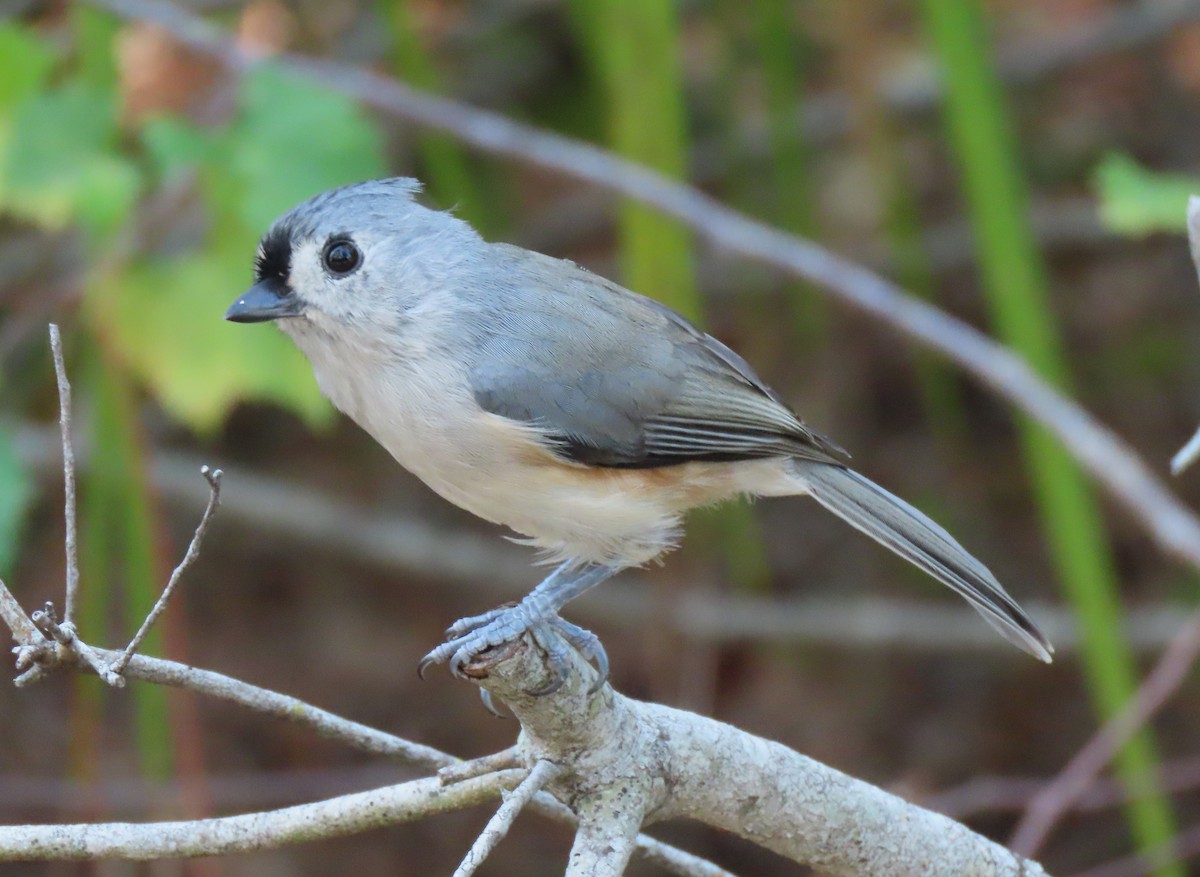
(419, 562, 618, 695)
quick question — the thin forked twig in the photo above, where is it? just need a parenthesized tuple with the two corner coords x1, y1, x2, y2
(110, 465, 223, 676)
(48, 324, 80, 627)
(452, 759, 561, 877)
(26, 602, 122, 687)
(1010, 607, 1200, 856)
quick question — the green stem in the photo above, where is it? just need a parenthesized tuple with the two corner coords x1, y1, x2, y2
(82, 336, 175, 783)
(750, 0, 826, 342)
(377, 0, 500, 235)
(921, 1, 1181, 871)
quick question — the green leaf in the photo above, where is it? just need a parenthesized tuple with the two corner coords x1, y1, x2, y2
(229, 66, 386, 231)
(1095, 153, 1200, 236)
(141, 116, 219, 179)
(0, 23, 58, 173)
(0, 426, 34, 577)
(0, 23, 57, 115)
(0, 84, 138, 233)
(93, 255, 331, 432)
(71, 6, 121, 91)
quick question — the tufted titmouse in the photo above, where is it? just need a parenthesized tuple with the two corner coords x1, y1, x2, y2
(226, 178, 1052, 691)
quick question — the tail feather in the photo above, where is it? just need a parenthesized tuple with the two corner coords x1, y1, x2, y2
(798, 463, 1053, 662)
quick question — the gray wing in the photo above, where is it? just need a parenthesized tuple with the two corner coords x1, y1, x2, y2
(467, 246, 847, 469)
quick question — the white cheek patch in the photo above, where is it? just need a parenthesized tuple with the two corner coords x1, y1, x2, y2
(288, 240, 329, 307)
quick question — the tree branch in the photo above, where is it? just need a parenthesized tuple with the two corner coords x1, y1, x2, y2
(0, 771, 520, 860)
(4, 631, 734, 876)
(453, 637, 1052, 877)
(0, 577, 41, 651)
(1171, 196, 1200, 476)
(566, 796, 644, 877)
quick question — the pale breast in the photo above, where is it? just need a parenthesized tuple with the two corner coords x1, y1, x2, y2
(287, 318, 790, 567)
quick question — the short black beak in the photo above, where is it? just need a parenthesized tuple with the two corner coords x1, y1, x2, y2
(225, 279, 303, 323)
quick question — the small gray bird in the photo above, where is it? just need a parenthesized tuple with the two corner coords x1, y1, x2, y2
(226, 178, 1052, 692)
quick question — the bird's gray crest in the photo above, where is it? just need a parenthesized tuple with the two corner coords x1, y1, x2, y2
(261, 177, 426, 250)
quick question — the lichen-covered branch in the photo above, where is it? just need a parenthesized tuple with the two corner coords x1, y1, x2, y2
(3, 619, 734, 876)
(459, 638, 1053, 877)
(0, 771, 519, 860)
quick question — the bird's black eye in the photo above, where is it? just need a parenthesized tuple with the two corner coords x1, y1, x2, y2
(322, 239, 361, 275)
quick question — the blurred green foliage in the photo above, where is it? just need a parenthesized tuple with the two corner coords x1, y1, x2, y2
(0, 20, 389, 433)
(569, 0, 698, 320)
(93, 62, 395, 431)
(1095, 152, 1200, 236)
(0, 427, 33, 578)
(376, 0, 499, 234)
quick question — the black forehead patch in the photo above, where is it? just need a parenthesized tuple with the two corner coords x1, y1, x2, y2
(254, 222, 293, 284)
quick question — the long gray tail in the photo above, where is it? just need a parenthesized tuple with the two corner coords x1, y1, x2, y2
(798, 462, 1053, 662)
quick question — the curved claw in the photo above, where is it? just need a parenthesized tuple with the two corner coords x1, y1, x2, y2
(524, 624, 574, 695)
(554, 618, 610, 693)
(418, 640, 458, 679)
(446, 646, 478, 681)
(525, 672, 568, 697)
(479, 688, 508, 718)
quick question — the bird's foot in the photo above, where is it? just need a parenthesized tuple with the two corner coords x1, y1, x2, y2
(419, 605, 609, 697)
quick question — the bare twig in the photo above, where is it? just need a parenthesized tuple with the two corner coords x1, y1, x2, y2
(567, 799, 644, 877)
(25, 603, 122, 687)
(110, 466, 222, 676)
(452, 759, 560, 877)
(48, 324, 79, 626)
(1171, 429, 1200, 476)
(438, 747, 521, 786)
(0, 578, 41, 651)
(81, 0, 1200, 586)
(0, 770, 522, 860)
(1010, 607, 1200, 856)
(928, 755, 1200, 820)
